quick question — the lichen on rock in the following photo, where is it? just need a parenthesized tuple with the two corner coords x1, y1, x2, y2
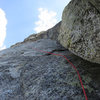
(58, 0, 100, 64)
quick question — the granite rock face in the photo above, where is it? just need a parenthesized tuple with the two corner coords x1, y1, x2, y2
(0, 39, 100, 100)
(89, 0, 100, 12)
(1, 0, 100, 99)
(58, 0, 100, 64)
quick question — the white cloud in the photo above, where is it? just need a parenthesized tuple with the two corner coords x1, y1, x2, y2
(34, 8, 57, 33)
(0, 8, 7, 50)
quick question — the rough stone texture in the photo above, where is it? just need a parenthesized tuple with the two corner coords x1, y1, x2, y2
(0, 39, 100, 100)
(58, 0, 100, 64)
(89, 0, 100, 12)
(1, 0, 100, 99)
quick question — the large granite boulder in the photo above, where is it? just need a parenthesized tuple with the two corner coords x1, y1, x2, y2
(58, 0, 100, 64)
(0, 39, 100, 100)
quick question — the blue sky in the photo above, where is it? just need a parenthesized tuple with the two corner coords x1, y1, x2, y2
(0, 0, 71, 49)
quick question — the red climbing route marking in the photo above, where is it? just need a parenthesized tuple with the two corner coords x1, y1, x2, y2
(32, 47, 88, 100)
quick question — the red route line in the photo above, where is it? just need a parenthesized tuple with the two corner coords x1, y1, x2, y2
(32, 47, 88, 100)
